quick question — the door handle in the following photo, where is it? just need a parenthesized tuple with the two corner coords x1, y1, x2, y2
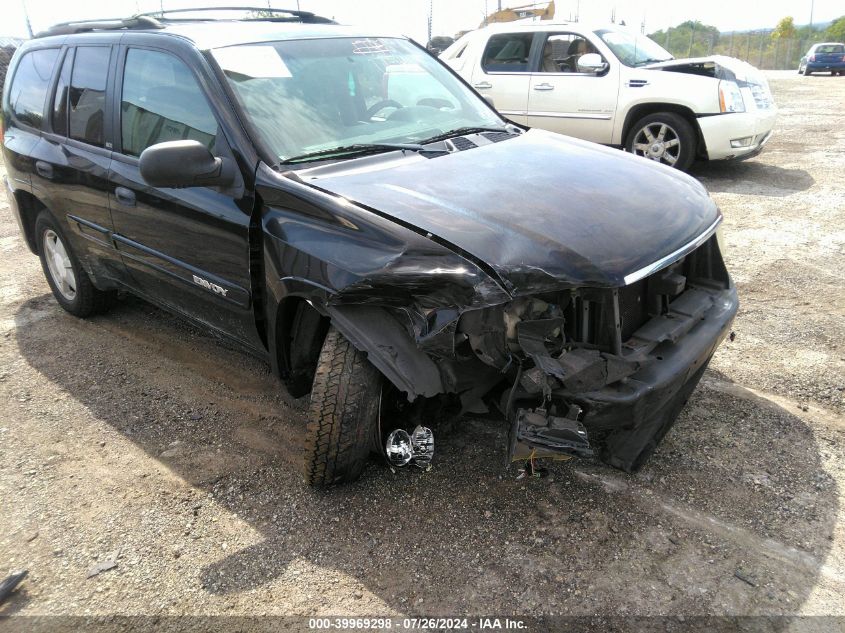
(473, 81, 492, 90)
(35, 161, 53, 179)
(533, 83, 554, 91)
(114, 187, 136, 207)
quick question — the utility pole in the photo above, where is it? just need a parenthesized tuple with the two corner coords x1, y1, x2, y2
(809, 0, 814, 29)
(687, 21, 696, 58)
(21, 0, 34, 38)
(427, 0, 433, 46)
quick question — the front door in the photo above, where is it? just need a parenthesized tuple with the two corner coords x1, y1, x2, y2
(107, 45, 262, 350)
(526, 32, 619, 144)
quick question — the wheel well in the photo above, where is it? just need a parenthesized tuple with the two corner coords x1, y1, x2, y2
(275, 297, 330, 398)
(622, 103, 708, 160)
(13, 190, 47, 254)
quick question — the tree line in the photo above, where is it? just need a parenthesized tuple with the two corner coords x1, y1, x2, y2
(648, 16, 845, 69)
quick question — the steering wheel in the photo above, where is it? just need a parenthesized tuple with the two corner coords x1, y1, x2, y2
(366, 99, 403, 119)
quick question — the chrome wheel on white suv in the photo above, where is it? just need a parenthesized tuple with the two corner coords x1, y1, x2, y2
(626, 112, 696, 171)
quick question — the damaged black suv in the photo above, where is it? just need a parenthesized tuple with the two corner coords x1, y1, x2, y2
(2, 9, 737, 486)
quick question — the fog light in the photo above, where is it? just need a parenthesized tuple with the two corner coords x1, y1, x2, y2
(730, 136, 754, 148)
(385, 429, 413, 466)
(411, 425, 434, 467)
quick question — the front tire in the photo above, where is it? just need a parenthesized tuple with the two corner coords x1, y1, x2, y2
(625, 112, 696, 171)
(303, 327, 382, 487)
(35, 211, 114, 318)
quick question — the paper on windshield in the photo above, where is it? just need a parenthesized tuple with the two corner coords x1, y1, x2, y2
(212, 46, 292, 78)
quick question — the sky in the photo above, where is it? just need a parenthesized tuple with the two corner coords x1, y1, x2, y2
(5, 0, 843, 42)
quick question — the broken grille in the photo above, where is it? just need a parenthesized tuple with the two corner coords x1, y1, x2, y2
(617, 279, 649, 341)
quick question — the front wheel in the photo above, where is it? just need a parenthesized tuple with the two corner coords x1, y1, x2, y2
(303, 327, 382, 487)
(35, 211, 114, 318)
(625, 112, 696, 171)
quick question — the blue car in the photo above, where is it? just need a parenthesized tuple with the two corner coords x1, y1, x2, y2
(798, 42, 845, 76)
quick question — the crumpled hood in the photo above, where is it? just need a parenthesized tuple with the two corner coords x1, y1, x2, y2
(645, 55, 766, 83)
(292, 129, 719, 294)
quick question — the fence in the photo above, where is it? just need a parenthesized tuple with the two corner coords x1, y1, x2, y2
(659, 32, 833, 70)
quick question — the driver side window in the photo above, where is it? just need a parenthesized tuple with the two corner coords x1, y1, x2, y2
(121, 48, 219, 157)
(538, 33, 600, 73)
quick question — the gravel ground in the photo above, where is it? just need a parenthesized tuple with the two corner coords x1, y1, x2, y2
(1, 71, 843, 624)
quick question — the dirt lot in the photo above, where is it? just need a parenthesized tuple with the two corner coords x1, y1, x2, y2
(1, 71, 844, 625)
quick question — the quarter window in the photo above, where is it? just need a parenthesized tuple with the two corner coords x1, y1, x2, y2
(8, 48, 60, 130)
(481, 33, 534, 73)
(69, 47, 111, 147)
(51, 49, 73, 136)
(120, 48, 218, 157)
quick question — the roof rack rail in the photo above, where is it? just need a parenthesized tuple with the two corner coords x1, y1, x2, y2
(138, 6, 336, 24)
(36, 16, 163, 38)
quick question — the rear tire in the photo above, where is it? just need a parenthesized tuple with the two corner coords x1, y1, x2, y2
(35, 211, 115, 318)
(803, 66, 812, 76)
(303, 327, 382, 487)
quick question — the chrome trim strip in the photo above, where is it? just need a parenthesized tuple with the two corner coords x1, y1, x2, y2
(526, 111, 612, 120)
(499, 109, 528, 116)
(623, 216, 722, 286)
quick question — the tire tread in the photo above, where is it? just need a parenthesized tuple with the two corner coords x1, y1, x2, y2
(304, 328, 380, 487)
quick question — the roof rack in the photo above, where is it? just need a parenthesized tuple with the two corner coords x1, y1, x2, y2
(36, 16, 163, 38)
(138, 6, 336, 24)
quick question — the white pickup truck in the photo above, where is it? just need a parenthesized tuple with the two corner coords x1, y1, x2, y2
(441, 23, 777, 171)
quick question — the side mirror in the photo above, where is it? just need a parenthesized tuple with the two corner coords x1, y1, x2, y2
(139, 140, 235, 189)
(577, 53, 608, 74)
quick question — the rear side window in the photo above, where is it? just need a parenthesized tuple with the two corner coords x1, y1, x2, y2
(69, 46, 111, 147)
(481, 33, 534, 72)
(120, 48, 218, 157)
(51, 49, 73, 136)
(8, 48, 60, 129)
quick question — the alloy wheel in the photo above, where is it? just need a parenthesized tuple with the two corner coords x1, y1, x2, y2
(43, 229, 77, 301)
(631, 121, 682, 167)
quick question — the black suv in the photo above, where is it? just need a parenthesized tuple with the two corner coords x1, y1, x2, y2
(2, 8, 738, 486)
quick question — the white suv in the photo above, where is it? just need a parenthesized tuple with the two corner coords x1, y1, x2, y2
(441, 22, 777, 171)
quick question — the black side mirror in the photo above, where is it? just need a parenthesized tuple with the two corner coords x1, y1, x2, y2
(139, 140, 236, 189)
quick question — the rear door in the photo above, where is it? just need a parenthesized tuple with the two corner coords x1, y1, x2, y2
(470, 32, 536, 125)
(107, 44, 262, 349)
(28, 44, 127, 284)
(526, 32, 619, 143)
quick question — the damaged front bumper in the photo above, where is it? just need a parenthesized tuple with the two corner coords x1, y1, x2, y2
(512, 283, 737, 471)
(327, 232, 737, 473)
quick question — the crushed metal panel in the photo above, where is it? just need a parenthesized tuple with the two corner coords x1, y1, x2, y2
(326, 304, 443, 400)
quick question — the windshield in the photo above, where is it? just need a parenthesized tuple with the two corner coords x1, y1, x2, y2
(212, 38, 504, 162)
(594, 29, 673, 67)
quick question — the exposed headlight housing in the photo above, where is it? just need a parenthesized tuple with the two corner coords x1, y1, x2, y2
(719, 80, 745, 113)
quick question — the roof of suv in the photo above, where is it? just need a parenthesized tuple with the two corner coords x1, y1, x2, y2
(34, 20, 400, 51)
(153, 21, 390, 50)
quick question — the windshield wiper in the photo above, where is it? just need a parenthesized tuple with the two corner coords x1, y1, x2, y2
(282, 142, 447, 164)
(415, 126, 513, 145)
